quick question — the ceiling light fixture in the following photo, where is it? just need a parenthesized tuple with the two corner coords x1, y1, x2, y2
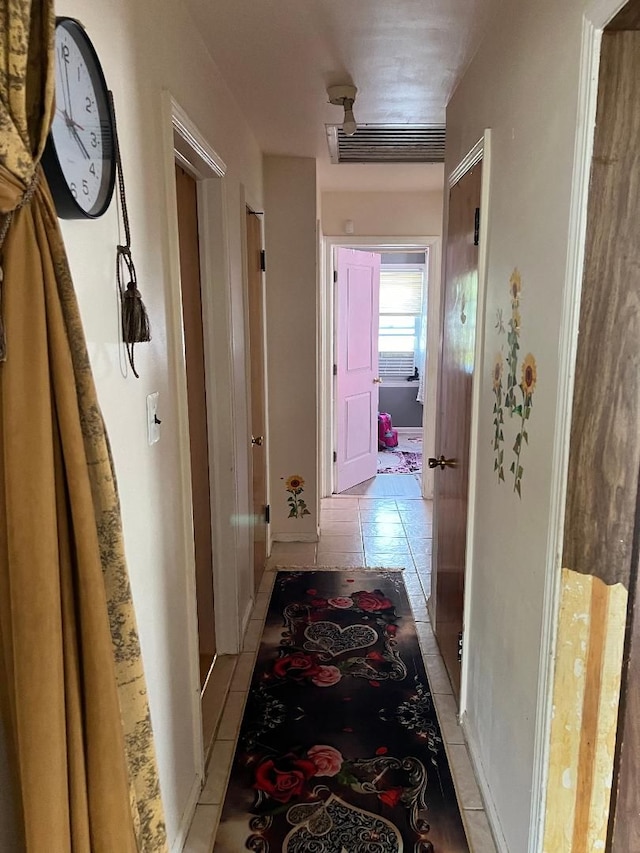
(327, 84, 358, 136)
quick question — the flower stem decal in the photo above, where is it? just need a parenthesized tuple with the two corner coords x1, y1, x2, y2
(492, 352, 505, 482)
(491, 270, 538, 496)
(283, 474, 311, 518)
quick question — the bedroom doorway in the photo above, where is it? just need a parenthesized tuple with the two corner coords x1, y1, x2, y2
(322, 237, 441, 499)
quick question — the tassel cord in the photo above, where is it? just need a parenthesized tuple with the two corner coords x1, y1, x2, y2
(110, 91, 151, 379)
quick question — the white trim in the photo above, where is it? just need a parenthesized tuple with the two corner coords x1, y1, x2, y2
(159, 89, 205, 800)
(272, 532, 319, 543)
(171, 99, 226, 178)
(452, 131, 491, 719)
(448, 137, 485, 188)
(241, 596, 254, 637)
(170, 774, 202, 853)
(160, 91, 242, 844)
(461, 713, 509, 853)
(320, 236, 441, 499)
(527, 10, 605, 852)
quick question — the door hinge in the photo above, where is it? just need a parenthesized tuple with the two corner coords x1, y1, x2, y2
(333, 363, 337, 376)
(333, 451, 337, 463)
(458, 630, 464, 663)
(265, 504, 270, 524)
(260, 249, 266, 272)
(333, 269, 338, 283)
(473, 207, 480, 246)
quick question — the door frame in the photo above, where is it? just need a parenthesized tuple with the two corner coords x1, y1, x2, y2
(525, 1, 634, 849)
(160, 92, 242, 816)
(320, 236, 441, 497)
(430, 133, 491, 707)
(241, 202, 271, 596)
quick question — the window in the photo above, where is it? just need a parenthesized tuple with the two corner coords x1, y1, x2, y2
(378, 267, 425, 378)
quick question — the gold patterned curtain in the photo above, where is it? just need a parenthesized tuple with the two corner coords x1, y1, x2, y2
(0, 2, 167, 850)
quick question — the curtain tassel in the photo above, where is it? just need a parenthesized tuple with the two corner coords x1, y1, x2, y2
(122, 280, 151, 345)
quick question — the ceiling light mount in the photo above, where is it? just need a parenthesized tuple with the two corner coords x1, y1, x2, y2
(327, 84, 358, 136)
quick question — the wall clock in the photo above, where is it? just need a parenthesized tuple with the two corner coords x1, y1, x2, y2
(42, 17, 116, 219)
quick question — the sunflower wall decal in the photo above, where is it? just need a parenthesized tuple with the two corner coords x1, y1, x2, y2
(491, 269, 538, 497)
(283, 474, 311, 518)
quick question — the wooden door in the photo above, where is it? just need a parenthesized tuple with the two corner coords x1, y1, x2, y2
(432, 162, 482, 699)
(335, 248, 381, 493)
(175, 163, 216, 687)
(246, 209, 268, 590)
(558, 23, 640, 848)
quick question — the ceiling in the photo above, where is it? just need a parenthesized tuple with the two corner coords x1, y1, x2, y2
(184, 0, 499, 190)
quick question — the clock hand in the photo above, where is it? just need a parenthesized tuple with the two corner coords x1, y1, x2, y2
(62, 54, 75, 123)
(70, 126, 91, 160)
(57, 48, 70, 116)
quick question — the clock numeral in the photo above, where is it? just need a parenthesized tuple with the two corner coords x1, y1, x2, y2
(70, 182, 77, 199)
(89, 163, 96, 177)
(85, 96, 93, 113)
(82, 179, 89, 196)
(61, 44, 70, 64)
(90, 132, 98, 148)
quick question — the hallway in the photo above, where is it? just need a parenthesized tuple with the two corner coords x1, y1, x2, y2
(184, 497, 496, 852)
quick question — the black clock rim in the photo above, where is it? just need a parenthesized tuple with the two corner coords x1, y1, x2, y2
(43, 16, 116, 220)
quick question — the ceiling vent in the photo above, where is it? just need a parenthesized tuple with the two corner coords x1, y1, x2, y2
(325, 124, 446, 164)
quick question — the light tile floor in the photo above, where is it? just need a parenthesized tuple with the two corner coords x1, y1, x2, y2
(183, 496, 497, 853)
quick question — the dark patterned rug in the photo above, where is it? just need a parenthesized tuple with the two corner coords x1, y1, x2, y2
(214, 569, 469, 853)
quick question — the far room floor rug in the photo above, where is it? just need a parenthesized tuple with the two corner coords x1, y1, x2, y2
(214, 569, 469, 852)
(377, 450, 423, 475)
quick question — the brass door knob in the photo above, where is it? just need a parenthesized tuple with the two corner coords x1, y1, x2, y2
(428, 455, 457, 470)
(373, 377, 383, 384)
(251, 435, 264, 447)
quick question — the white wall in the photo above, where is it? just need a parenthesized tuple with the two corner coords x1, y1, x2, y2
(264, 156, 319, 539)
(445, 0, 592, 849)
(321, 190, 443, 236)
(0, 0, 263, 848)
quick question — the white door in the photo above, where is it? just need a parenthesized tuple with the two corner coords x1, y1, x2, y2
(335, 248, 381, 492)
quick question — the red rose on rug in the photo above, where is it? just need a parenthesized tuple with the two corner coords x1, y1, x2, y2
(311, 665, 342, 687)
(307, 744, 343, 777)
(378, 787, 403, 807)
(352, 589, 394, 613)
(273, 652, 320, 680)
(327, 596, 353, 609)
(254, 754, 316, 803)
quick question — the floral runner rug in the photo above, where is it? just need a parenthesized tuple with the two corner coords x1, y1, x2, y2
(214, 569, 469, 852)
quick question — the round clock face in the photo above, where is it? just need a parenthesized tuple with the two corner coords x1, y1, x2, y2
(44, 18, 115, 219)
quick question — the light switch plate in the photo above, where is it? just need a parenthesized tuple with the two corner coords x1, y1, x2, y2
(147, 392, 160, 445)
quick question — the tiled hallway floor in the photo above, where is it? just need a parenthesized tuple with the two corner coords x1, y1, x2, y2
(183, 496, 497, 853)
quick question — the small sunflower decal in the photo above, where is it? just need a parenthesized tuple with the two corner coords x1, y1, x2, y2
(509, 269, 522, 305)
(492, 353, 504, 391)
(285, 475, 305, 492)
(521, 353, 537, 397)
(283, 474, 310, 518)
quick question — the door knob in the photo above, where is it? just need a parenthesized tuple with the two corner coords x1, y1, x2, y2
(251, 435, 264, 447)
(428, 455, 457, 470)
(373, 377, 383, 384)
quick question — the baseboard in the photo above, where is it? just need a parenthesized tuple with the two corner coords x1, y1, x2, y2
(171, 772, 202, 853)
(272, 533, 319, 543)
(241, 596, 254, 636)
(395, 426, 423, 434)
(460, 712, 509, 853)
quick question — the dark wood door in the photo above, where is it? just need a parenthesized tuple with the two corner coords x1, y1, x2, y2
(246, 209, 268, 590)
(175, 164, 216, 687)
(432, 162, 482, 699)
